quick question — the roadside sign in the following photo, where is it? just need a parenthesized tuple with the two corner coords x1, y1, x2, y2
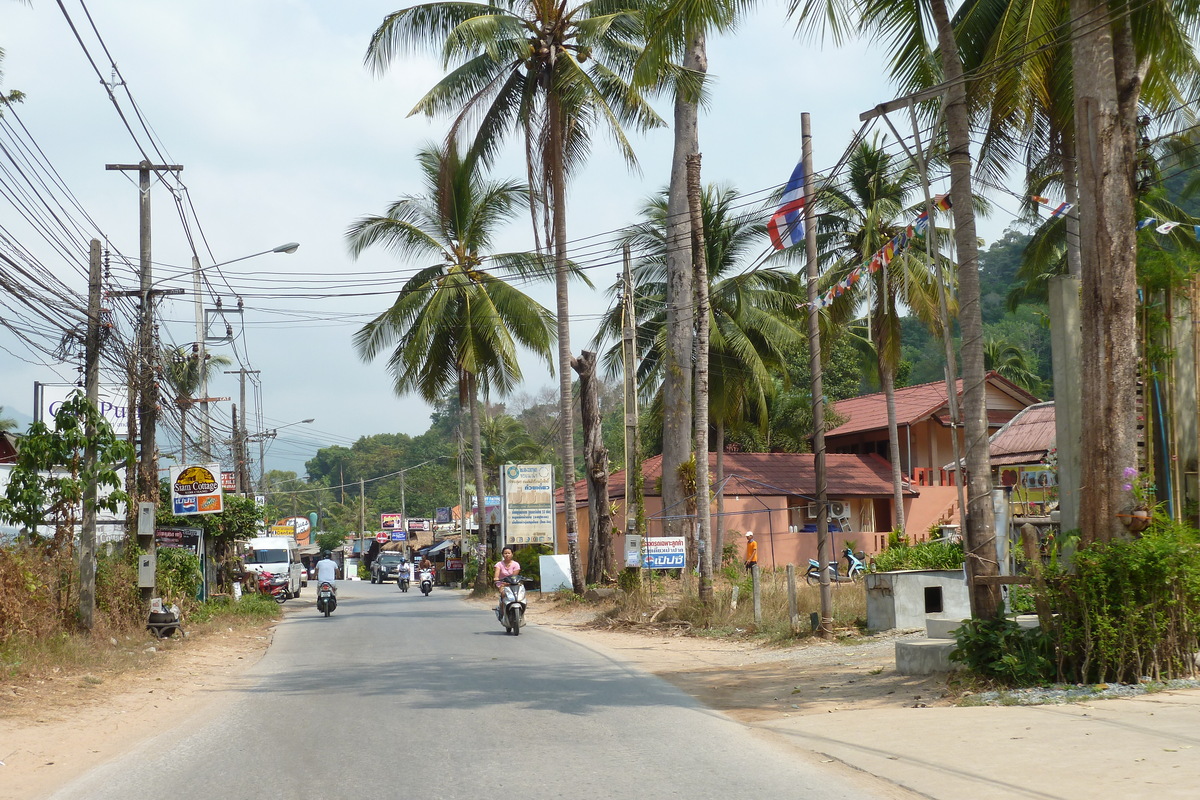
(375, 532, 388, 543)
(389, 530, 407, 541)
(643, 536, 686, 569)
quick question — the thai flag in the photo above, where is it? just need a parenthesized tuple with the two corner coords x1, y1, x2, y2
(767, 161, 806, 250)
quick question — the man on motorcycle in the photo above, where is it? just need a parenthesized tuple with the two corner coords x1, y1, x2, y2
(316, 551, 338, 596)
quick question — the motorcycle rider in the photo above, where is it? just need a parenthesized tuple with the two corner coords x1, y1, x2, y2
(493, 546, 520, 618)
(315, 550, 338, 597)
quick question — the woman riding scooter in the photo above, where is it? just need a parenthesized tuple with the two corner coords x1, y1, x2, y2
(493, 547, 520, 618)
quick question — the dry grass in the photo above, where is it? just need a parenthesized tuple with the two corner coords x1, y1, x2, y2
(596, 568, 868, 643)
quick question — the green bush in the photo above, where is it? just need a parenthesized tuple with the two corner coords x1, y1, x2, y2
(512, 545, 550, 586)
(155, 547, 203, 609)
(1043, 520, 1200, 683)
(872, 538, 964, 572)
(190, 593, 281, 624)
(950, 616, 1055, 685)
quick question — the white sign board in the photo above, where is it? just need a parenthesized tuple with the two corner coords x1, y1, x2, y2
(502, 464, 555, 546)
(37, 383, 133, 436)
(644, 537, 686, 569)
(538, 554, 572, 592)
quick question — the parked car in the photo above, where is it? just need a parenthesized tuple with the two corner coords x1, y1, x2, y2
(371, 552, 408, 584)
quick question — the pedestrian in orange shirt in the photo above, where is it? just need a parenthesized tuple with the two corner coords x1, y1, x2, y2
(744, 531, 758, 572)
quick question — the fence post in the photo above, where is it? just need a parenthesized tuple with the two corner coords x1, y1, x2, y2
(752, 564, 762, 624)
(787, 564, 799, 632)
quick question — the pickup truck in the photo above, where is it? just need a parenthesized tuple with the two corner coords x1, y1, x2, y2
(370, 552, 408, 584)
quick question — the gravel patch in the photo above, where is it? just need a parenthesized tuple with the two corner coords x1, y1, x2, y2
(966, 678, 1200, 706)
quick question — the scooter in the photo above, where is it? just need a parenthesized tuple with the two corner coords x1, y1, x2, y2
(258, 570, 289, 604)
(397, 567, 410, 593)
(842, 547, 867, 580)
(805, 558, 841, 586)
(496, 574, 527, 635)
(316, 581, 337, 617)
(419, 568, 433, 596)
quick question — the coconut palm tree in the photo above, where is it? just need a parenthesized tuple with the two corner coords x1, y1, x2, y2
(791, 0, 1000, 617)
(817, 136, 951, 535)
(983, 336, 1042, 393)
(595, 183, 806, 565)
(0, 406, 17, 432)
(479, 411, 548, 481)
(161, 347, 232, 461)
(633, 0, 746, 548)
(348, 143, 556, 570)
(366, 0, 663, 591)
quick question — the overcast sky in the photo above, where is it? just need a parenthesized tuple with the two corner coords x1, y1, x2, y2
(0, 0, 1018, 477)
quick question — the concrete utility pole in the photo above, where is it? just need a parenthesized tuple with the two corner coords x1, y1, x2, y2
(105, 160, 182, 510)
(621, 244, 644, 574)
(80, 239, 102, 631)
(802, 114, 833, 639)
(225, 369, 259, 494)
(359, 477, 366, 576)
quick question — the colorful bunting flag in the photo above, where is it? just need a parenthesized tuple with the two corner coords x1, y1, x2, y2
(1156, 221, 1180, 234)
(1137, 218, 1157, 230)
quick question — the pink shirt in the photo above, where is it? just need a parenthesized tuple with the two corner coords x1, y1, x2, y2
(494, 559, 520, 585)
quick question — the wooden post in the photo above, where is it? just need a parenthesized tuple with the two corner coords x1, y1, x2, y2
(751, 563, 762, 624)
(1020, 523, 1053, 626)
(787, 564, 799, 632)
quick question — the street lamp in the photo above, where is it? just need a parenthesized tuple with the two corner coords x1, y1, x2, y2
(192, 243, 300, 458)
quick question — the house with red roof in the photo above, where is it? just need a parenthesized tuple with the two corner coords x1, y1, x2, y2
(554, 451, 916, 570)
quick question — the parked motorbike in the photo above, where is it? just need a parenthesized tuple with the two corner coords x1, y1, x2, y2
(496, 574, 527, 635)
(258, 570, 289, 604)
(418, 568, 433, 596)
(842, 547, 867, 580)
(805, 558, 840, 586)
(316, 581, 337, 617)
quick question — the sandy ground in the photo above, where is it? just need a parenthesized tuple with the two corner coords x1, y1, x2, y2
(0, 591, 946, 800)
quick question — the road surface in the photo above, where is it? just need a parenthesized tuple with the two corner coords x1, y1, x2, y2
(50, 580, 908, 799)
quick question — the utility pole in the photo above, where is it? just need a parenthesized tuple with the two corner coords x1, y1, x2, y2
(192, 255, 210, 459)
(360, 477, 366, 574)
(79, 239, 102, 631)
(106, 160, 182, 511)
(802, 114, 833, 639)
(225, 369, 259, 494)
(621, 244, 643, 573)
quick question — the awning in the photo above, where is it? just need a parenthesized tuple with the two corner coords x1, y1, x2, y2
(424, 540, 454, 555)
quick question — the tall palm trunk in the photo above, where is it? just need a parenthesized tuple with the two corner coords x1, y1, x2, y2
(930, 0, 1001, 618)
(688, 152, 713, 603)
(880, 360, 906, 533)
(713, 419, 725, 573)
(469, 375, 488, 552)
(1070, 0, 1142, 543)
(548, 91, 584, 592)
(661, 33, 705, 542)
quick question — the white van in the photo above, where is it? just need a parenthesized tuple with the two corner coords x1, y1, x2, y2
(244, 536, 304, 598)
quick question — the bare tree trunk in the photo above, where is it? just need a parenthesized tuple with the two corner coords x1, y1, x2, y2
(881, 360, 906, 534)
(1071, 0, 1142, 544)
(573, 351, 611, 583)
(687, 153, 713, 603)
(548, 91, 584, 592)
(930, 0, 1001, 618)
(661, 32, 705, 542)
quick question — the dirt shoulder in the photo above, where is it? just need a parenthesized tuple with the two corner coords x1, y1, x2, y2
(521, 594, 953, 722)
(0, 620, 274, 800)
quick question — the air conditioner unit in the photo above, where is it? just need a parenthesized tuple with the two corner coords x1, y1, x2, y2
(829, 501, 850, 520)
(805, 503, 819, 519)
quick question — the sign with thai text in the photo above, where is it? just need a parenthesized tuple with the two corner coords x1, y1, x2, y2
(502, 464, 554, 546)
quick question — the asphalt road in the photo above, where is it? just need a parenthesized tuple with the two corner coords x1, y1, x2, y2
(50, 580, 905, 800)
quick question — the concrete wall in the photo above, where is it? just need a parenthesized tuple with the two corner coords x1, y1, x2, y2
(865, 569, 970, 631)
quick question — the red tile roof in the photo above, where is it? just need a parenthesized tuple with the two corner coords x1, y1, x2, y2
(826, 371, 1039, 438)
(557, 451, 912, 507)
